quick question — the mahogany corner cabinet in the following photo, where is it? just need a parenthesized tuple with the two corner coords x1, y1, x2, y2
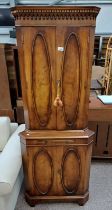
(12, 6, 100, 206)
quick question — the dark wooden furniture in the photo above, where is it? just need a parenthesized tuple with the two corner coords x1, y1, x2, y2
(0, 44, 14, 120)
(89, 96, 112, 158)
(5, 44, 22, 109)
(12, 6, 99, 206)
(0, 44, 22, 121)
(90, 79, 104, 95)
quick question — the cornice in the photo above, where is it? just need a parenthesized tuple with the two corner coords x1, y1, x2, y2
(11, 6, 100, 21)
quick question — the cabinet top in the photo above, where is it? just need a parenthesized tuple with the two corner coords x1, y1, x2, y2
(12, 6, 100, 27)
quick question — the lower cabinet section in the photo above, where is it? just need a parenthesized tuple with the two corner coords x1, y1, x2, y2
(20, 129, 94, 206)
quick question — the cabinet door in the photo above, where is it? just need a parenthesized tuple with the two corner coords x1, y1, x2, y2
(25, 143, 91, 196)
(18, 27, 56, 129)
(56, 27, 92, 130)
(27, 145, 82, 196)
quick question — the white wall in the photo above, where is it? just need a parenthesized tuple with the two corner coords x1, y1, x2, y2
(95, 5, 112, 35)
(0, 28, 16, 44)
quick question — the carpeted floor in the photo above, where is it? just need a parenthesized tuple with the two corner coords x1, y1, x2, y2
(15, 161, 112, 210)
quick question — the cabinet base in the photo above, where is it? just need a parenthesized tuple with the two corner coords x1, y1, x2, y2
(25, 191, 89, 207)
(20, 129, 93, 207)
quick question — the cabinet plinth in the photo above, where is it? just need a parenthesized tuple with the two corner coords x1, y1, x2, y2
(12, 6, 100, 206)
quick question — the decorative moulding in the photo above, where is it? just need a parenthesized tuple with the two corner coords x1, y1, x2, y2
(12, 6, 100, 21)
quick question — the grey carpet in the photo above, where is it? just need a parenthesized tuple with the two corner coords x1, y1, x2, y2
(15, 161, 112, 210)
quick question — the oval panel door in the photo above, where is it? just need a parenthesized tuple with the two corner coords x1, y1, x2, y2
(32, 32, 52, 127)
(62, 32, 80, 128)
(33, 149, 53, 195)
(61, 148, 81, 194)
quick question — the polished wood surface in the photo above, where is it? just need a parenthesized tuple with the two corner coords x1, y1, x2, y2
(12, 6, 100, 130)
(89, 96, 112, 122)
(20, 129, 93, 206)
(12, 6, 99, 206)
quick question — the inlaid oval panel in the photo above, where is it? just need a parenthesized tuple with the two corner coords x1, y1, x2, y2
(61, 148, 81, 194)
(62, 33, 80, 127)
(33, 149, 53, 195)
(32, 33, 51, 127)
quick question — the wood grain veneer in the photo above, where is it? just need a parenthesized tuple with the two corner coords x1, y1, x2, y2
(12, 6, 100, 206)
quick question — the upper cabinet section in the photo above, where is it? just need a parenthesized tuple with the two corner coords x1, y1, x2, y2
(12, 6, 100, 130)
(11, 6, 100, 27)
